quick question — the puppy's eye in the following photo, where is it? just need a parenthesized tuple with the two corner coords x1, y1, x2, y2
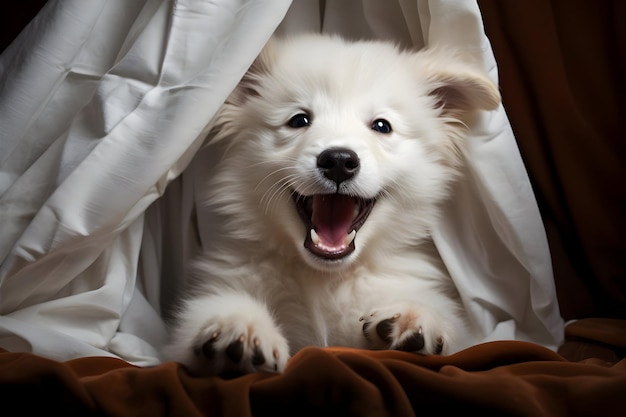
(371, 119, 392, 134)
(287, 113, 311, 128)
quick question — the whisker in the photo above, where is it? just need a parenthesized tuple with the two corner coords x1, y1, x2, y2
(259, 170, 321, 218)
(260, 173, 301, 216)
(246, 156, 300, 169)
(254, 166, 297, 193)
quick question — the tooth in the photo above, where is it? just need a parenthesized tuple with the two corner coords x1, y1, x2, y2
(344, 230, 356, 246)
(310, 229, 320, 245)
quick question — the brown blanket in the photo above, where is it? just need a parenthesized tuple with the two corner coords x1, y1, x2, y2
(2, 319, 625, 417)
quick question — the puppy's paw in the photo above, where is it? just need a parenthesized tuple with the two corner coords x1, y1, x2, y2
(360, 303, 451, 355)
(192, 313, 290, 375)
(166, 294, 290, 376)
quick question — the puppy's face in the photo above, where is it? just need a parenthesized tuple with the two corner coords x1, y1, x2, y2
(210, 35, 500, 272)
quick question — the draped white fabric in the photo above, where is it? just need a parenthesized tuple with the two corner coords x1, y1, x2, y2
(0, 0, 564, 366)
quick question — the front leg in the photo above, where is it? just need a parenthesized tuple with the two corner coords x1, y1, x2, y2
(164, 292, 290, 376)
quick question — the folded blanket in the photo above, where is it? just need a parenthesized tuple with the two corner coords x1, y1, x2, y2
(2, 320, 625, 417)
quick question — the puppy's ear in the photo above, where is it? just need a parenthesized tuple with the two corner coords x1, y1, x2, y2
(415, 49, 501, 118)
(228, 38, 277, 106)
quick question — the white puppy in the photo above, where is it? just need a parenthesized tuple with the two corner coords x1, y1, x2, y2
(164, 33, 500, 375)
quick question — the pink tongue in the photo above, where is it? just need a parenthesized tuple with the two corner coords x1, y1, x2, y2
(312, 195, 355, 246)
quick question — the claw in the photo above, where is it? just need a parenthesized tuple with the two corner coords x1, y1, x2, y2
(362, 320, 372, 334)
(434, 337, 444, 355)
(198, 331, 220, 358)
(272, 350, 280, 372)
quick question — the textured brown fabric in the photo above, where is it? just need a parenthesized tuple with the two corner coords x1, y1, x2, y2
(2, 339, 626, 417)
(478, 0, 626, 320)
(558, 318, 626, 363)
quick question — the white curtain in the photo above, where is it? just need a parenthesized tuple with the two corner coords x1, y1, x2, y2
(0, 0, 564, 366)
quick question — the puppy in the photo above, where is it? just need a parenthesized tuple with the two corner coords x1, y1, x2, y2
(164, 33, 501, 375)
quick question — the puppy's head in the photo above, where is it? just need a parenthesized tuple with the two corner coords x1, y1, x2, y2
(208, 34, 500, 272)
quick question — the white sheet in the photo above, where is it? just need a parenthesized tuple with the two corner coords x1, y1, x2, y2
(0, 0, 564, 366)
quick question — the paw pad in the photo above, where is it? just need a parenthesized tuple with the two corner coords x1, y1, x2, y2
(396, 328, 425, 352)
(251, 342, 266, 366)
(224, 335, 245, 362)
(374, 314, 400, 342)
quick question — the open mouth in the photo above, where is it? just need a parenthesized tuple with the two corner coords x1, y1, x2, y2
(292, 192, 376, 260)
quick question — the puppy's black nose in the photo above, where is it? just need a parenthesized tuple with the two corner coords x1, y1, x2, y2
(317, 147, 360, 184)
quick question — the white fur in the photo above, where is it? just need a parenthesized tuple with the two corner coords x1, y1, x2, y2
(164, 34, 500, 375)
